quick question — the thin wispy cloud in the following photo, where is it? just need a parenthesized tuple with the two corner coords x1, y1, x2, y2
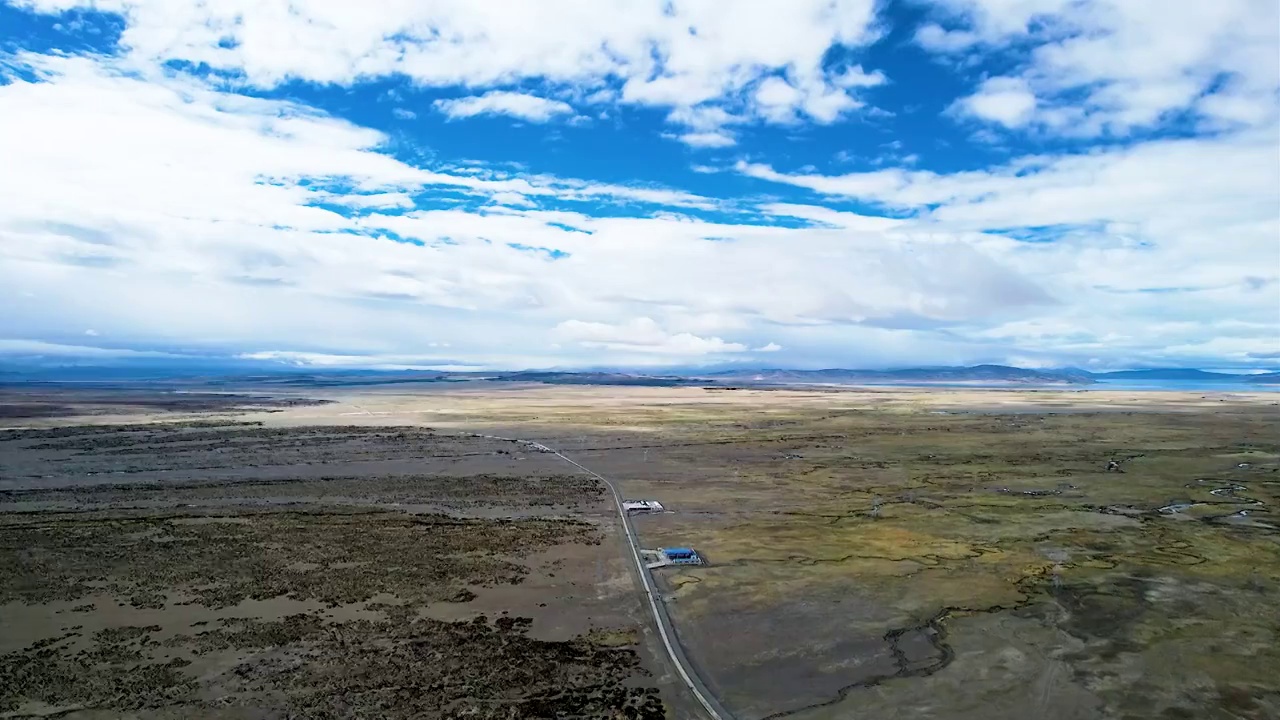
(435, 91, 576, 123)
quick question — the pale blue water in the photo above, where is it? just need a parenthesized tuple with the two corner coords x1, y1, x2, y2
(842, 379, 1279, 392)
(1085, 379, 1279, 392)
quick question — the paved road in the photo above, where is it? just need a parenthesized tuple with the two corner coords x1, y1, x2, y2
(471, 432, 732, 720)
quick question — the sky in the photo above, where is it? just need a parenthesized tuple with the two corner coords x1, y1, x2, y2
(0, 0, 1277, 372)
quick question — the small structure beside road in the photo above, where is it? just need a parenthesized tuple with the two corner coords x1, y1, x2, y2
(623, 499, 665, 514)
(640, 548, 667, 568)
(642, 546, 707, 568)
(661, 547, 704, 565)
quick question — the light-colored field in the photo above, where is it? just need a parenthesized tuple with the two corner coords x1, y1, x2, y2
(246, 382, 1280, 429)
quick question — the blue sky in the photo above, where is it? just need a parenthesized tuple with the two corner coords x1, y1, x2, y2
(0, 0, 1277, 372)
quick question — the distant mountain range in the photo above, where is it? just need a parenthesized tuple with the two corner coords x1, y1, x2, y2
(1091, 369, 1280, 383)
(2, 362, 1277, 388)
(698, 364, 1091, 385)
(485, 365, 1280, 387)
(487, 371, 697, 386)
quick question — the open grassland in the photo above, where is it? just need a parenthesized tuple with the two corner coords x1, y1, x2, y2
(266, 383, 1279, 720)
(620, 411, 1279, 720)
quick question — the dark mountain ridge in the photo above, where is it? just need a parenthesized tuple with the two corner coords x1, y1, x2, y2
(1093, 368, 1272, 382)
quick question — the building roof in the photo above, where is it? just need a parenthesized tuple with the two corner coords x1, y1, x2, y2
(664, 547, 696, 555)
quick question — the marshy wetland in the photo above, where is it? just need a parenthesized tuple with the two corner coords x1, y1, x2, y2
(1, 384, 1277, 719)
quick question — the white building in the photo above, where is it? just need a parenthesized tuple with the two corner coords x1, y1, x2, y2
(623, 500, 665, 514)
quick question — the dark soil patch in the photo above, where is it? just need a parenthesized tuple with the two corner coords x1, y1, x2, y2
(1, 614, 664, 718)
(0, 512, 599, 607)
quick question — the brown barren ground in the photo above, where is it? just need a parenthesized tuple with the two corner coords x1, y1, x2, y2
(0, 411, 674, 718)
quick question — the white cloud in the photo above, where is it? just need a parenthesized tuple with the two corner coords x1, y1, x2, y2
(0, 50, 1075, 368)
(737, 130, 1280, 244)
(917, 0, 1280, 135)
(736, 160, 911, 199)
(0, 53, 717, 227)
(434, 91, 575, 122)
(0, 338, 172, 357)
(760, 203, 905, 232)
(754, 77, 805, 123)
(670, 131, 737, 148)
(325, 192, 415, 209)
(14, 0, 885, 138)
(666, 105, 741, 132)
(735, 125, 1280, 363)
(584, 88, 616, 105)
(392, 107, 417, 120)
(1196, 77, 1279, 129)
(953, 76, 1037, 128)
(2, 1, 1277, 371)
(487, 191, 535, 207)
(915, 23, 982, 52)
(553, 318, 748, 356)
(237, 350, 458, 370)
(831, 65, 886, 89)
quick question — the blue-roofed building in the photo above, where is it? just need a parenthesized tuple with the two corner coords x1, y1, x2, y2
(660, 547, 703, 565)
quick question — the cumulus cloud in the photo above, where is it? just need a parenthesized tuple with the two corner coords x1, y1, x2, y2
(742, 148, 1280, 361)
(669, 131, 737, 148)
(754, 77, 806, 123)
(13, 0, 885, 138)
(1, 1, 1276, 370)
(953, 76, 1037, 128)
(735, 128, 1280, 364)
(553, 318, 748, 355)
(831, 65, 886, 89)
(737, 131, 1280, 246)
(916, 0, 1280, 135)
(0, 49, 1068, 368)
(434, 91, 576, 122)
(487, 191, 535, 207)
(915, 23, 981, 53)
